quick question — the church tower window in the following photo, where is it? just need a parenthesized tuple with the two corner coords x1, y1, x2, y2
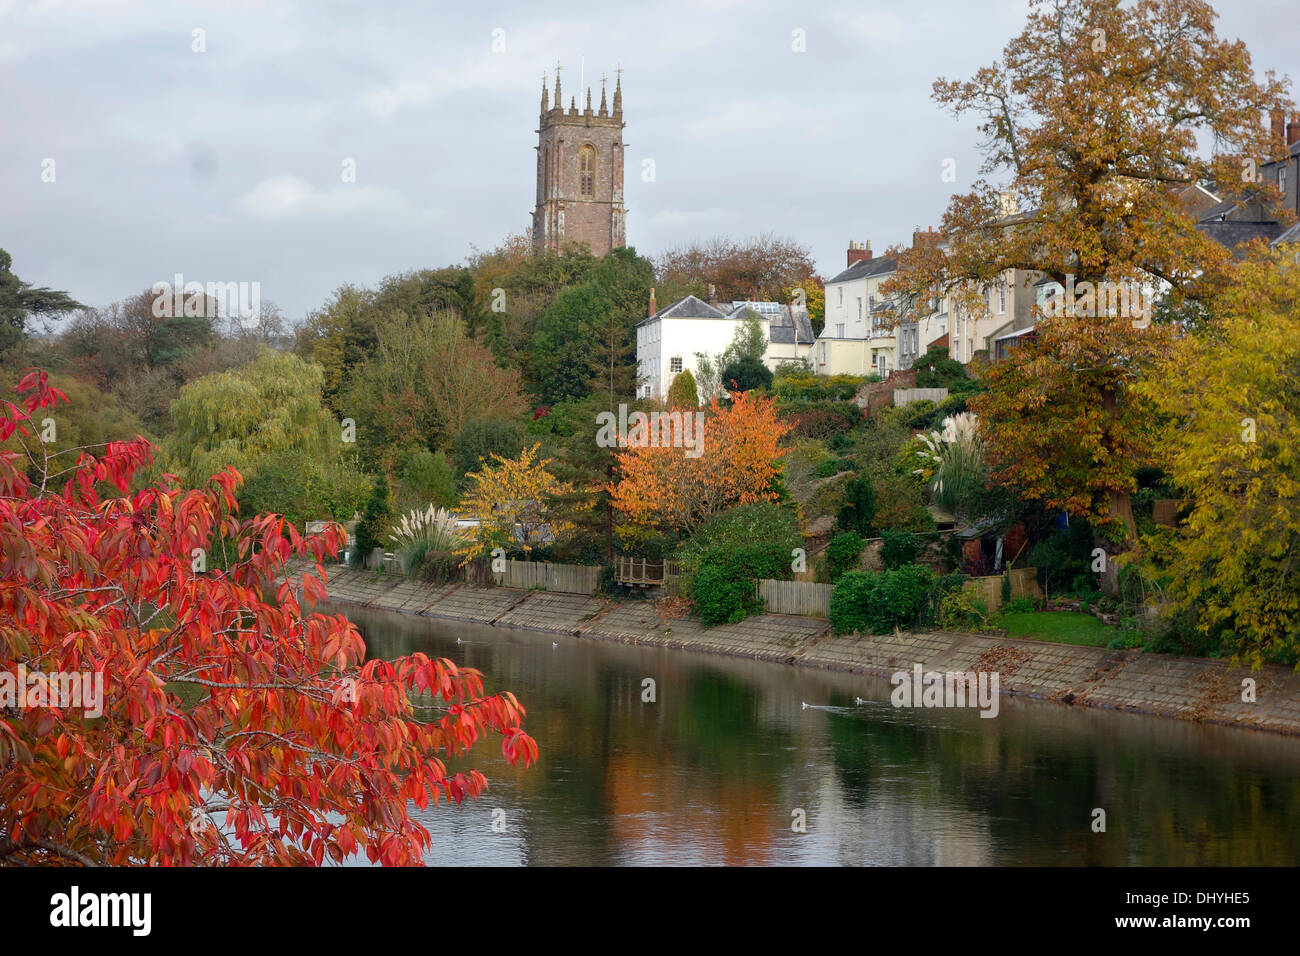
(579, 145, 596, 199)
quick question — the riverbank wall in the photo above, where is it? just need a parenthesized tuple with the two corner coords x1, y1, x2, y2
(287, 564, 1300, 738)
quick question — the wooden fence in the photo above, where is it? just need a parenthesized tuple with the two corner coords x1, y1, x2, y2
(758, 579, 832, 618)
(962, 567, 1040, 615)
(493, 560, 601, 595)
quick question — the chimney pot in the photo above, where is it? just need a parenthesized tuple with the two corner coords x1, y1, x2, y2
(1289, 115, 1300, 148)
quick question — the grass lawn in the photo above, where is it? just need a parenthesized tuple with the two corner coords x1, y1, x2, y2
(996, 610, 1117, 647)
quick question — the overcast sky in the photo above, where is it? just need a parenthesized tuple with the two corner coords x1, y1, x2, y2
(2, 0, 1296, 321)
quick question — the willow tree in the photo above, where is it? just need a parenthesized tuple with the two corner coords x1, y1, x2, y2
(889, 0, 1290, 584)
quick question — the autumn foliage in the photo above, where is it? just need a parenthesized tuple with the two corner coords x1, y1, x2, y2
(610, 391, 790, 533)
(0, 370, 536, 866)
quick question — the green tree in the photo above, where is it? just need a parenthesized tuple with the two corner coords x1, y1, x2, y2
(399, 448, 458, 511)
(293, 284, 378, 414)
(529, 248, 653, 405)
(339, 310, 526, 471)
(0, 249, 82, 354)
(837, 473, 877, 536)
(352, 473, 394, 566)
(167, 350, 340, 486)
(666, 369, 699, 408)
(721, 355, 774, 393)
(453, 416, 525, 482)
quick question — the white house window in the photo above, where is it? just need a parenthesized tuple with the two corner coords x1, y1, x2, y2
(999, 280, 1007, 313)
(836, 323, 845, 338)
(838, 287, 843, 306)
(857, 298, 862, 321)
(1281, 166, 1288, 194)
(669, 356, 682, 373)
(868, 294, 876, 312)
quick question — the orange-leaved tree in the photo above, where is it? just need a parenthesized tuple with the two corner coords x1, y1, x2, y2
(0, 369, 536, 866)
(609, 391, 789, 535)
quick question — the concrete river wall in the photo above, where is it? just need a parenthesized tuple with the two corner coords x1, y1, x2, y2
(285, 564, 1300, 738)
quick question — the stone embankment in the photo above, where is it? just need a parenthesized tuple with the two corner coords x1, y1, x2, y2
(287, 564, 1300, 738)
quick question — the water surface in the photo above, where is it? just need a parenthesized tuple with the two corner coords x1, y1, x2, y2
(342, 604, 1300, 866)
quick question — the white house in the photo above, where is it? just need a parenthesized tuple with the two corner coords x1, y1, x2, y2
(635, 292, 815, 400)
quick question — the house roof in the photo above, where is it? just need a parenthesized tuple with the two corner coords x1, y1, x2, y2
(1198, 194, 1278, 223)
(653, 294, 727, 319)
(1196, 193, 1285, 250)
(1261, 140, 1300, 167)
(994, 325, 1036, 341)
(637, 294, 727, 327)
(826, 255, 897, 286)
(1271, 221, 1300, 247)
(639, 295, 816, 344)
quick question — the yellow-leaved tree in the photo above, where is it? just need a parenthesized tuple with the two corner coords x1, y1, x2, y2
(1138, 250, 1300, 666)
(455, 443, 574, 563)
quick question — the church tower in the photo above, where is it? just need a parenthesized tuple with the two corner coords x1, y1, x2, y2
(532, 65, 626, 256)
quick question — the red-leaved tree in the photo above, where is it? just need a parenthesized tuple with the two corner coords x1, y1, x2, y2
(0, 369, 536, 866)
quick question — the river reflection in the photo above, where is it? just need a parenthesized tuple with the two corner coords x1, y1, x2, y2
(340, 604, 1300, 866)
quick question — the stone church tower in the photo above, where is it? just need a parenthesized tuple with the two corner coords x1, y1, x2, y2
(532, 66, 626, 256)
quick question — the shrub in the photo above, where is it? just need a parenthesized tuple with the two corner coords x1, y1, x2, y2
(912, 345, 967, 388)
(869, 465, 934, 533)
(679, 503, 801, 625)
(776, 373, 876, 403)
(836, 473, 876, 535)
(938, 588, 990, 630)
(1000, 596, 1037, 615)
(1030, 519, 1095, 594)
(784, 402, 863, 441)
(720, 356, 774, 393)
(827, 531, 865, 581)
(829, 571, 877, 634)
(813, 457, 854, 478)
(417, 549, 461, 584)
(880, 530, 921, 570)
(829, 565, 934, 634)
(923, 571, 969, 627)
(694, 542, 791, 626)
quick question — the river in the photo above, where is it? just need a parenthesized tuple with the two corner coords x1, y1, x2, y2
(340, 604, 1300, 866)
